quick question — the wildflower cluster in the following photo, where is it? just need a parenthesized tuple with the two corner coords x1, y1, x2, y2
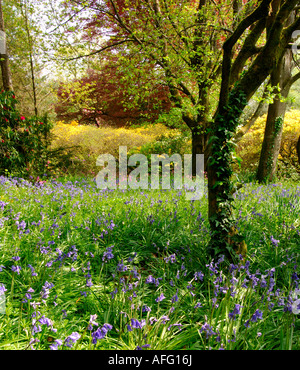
(0, 176, 299, 350)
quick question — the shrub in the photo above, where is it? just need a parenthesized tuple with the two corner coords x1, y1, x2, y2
(50, 121, 174, 176)
(0, 91, 53, 179)
(129, 131, 191, 161)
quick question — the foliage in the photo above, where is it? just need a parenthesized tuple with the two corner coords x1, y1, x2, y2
(55, 66, 171, 126)
(59, 0, 239, 136)
(0, 176, 299, 350)
(2, 0, 56, 117)
(0, 91, 53, 179)
(236, 109, 300, 179)
(129, 132, 191, 164)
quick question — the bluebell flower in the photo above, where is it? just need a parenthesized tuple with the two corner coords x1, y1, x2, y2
(116, 259, 128, 272)
(50, 339, 63, 350)
(64, 332, 81, 348)
(270, 236, 279, 246)
(155, 293, 165, 302)
(194, 271, 204, 281)
(86, 279, 93, 287)
(0, 284, 7, 295)
(11, 265, 21, 275)
(28, 264, 38, 276)
(39, 315, 53, 328)
(145, 275, 156, 284)
(160, 315, 170, 324)
(149, 317, 157, 325)
(229, 304, 242, 320)
(251, 309, 263, 322)
(164, 254, 176, 263)
(131, 318, 146, 329)
(25, 287, 34, 301)
(155, 277, 162, 287)
(135, 344, 150, 350)
(102, 246, 114, 262)
(200, 322, 216, 339)
(171, 291, 178, 303)
(40, 281, 54, 299)
(110, 288, 118, 299)
(16, 220, 26, 230)
(168, 323, 183, 331)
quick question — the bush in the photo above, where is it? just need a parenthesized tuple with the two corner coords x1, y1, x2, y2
(236, 109, 300, 179)
(0, 91, 53, 179)
(129, 131, 191, 161)
(50, 121, 174, 176)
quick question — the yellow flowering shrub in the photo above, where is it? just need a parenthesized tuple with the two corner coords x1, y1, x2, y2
(236, 109, 300, 175)
(50, 122, 174, 175)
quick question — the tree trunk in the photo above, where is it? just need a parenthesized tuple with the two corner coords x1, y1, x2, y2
(207, 92, 248, 260)
(256, 18, 294, 183)
(0, 0, 13, 91)
(22, 0, 38, 116)
(191, 125, 207, 175)
(256, 88, 286, 183)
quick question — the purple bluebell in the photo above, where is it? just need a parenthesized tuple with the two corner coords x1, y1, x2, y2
(11, 265, 21, 275)
(92, 324, 113, 344)
(270, 236, 280, 246)
(155, 293, 165, 302)
(194, 271, 204, 281)
(64, 332, 81, 348)
(49, 339, 63, 350)
(130, 318, 146, 329)
(251, 309, 263, 322)
(145, 275, 156, 284)
(116, 259, 128, 272)
(229, 304, 243, 320)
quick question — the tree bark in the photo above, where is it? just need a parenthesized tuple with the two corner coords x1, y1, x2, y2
(0, 0, 13, 91)
(191, 125, 207, 175)
(256, 14, 294, 183)
(22, 0, 38, 116)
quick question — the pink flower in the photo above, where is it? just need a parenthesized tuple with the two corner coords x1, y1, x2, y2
(20, 116, 25, 121)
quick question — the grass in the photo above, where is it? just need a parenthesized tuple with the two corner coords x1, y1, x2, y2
(0, 175, 299, 350)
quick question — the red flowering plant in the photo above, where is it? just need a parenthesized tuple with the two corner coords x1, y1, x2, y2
(0, 90, 53, 179)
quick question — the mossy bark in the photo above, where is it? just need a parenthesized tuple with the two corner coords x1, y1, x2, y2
(256, 13, 294, 184)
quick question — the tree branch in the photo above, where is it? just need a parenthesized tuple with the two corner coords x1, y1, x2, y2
(230, 18, 266, 86)
(60, 39, 135, 61)
(219, 0, 272, 111)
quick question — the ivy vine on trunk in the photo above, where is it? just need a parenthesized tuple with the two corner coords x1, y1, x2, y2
(207, 86, 247, 260)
